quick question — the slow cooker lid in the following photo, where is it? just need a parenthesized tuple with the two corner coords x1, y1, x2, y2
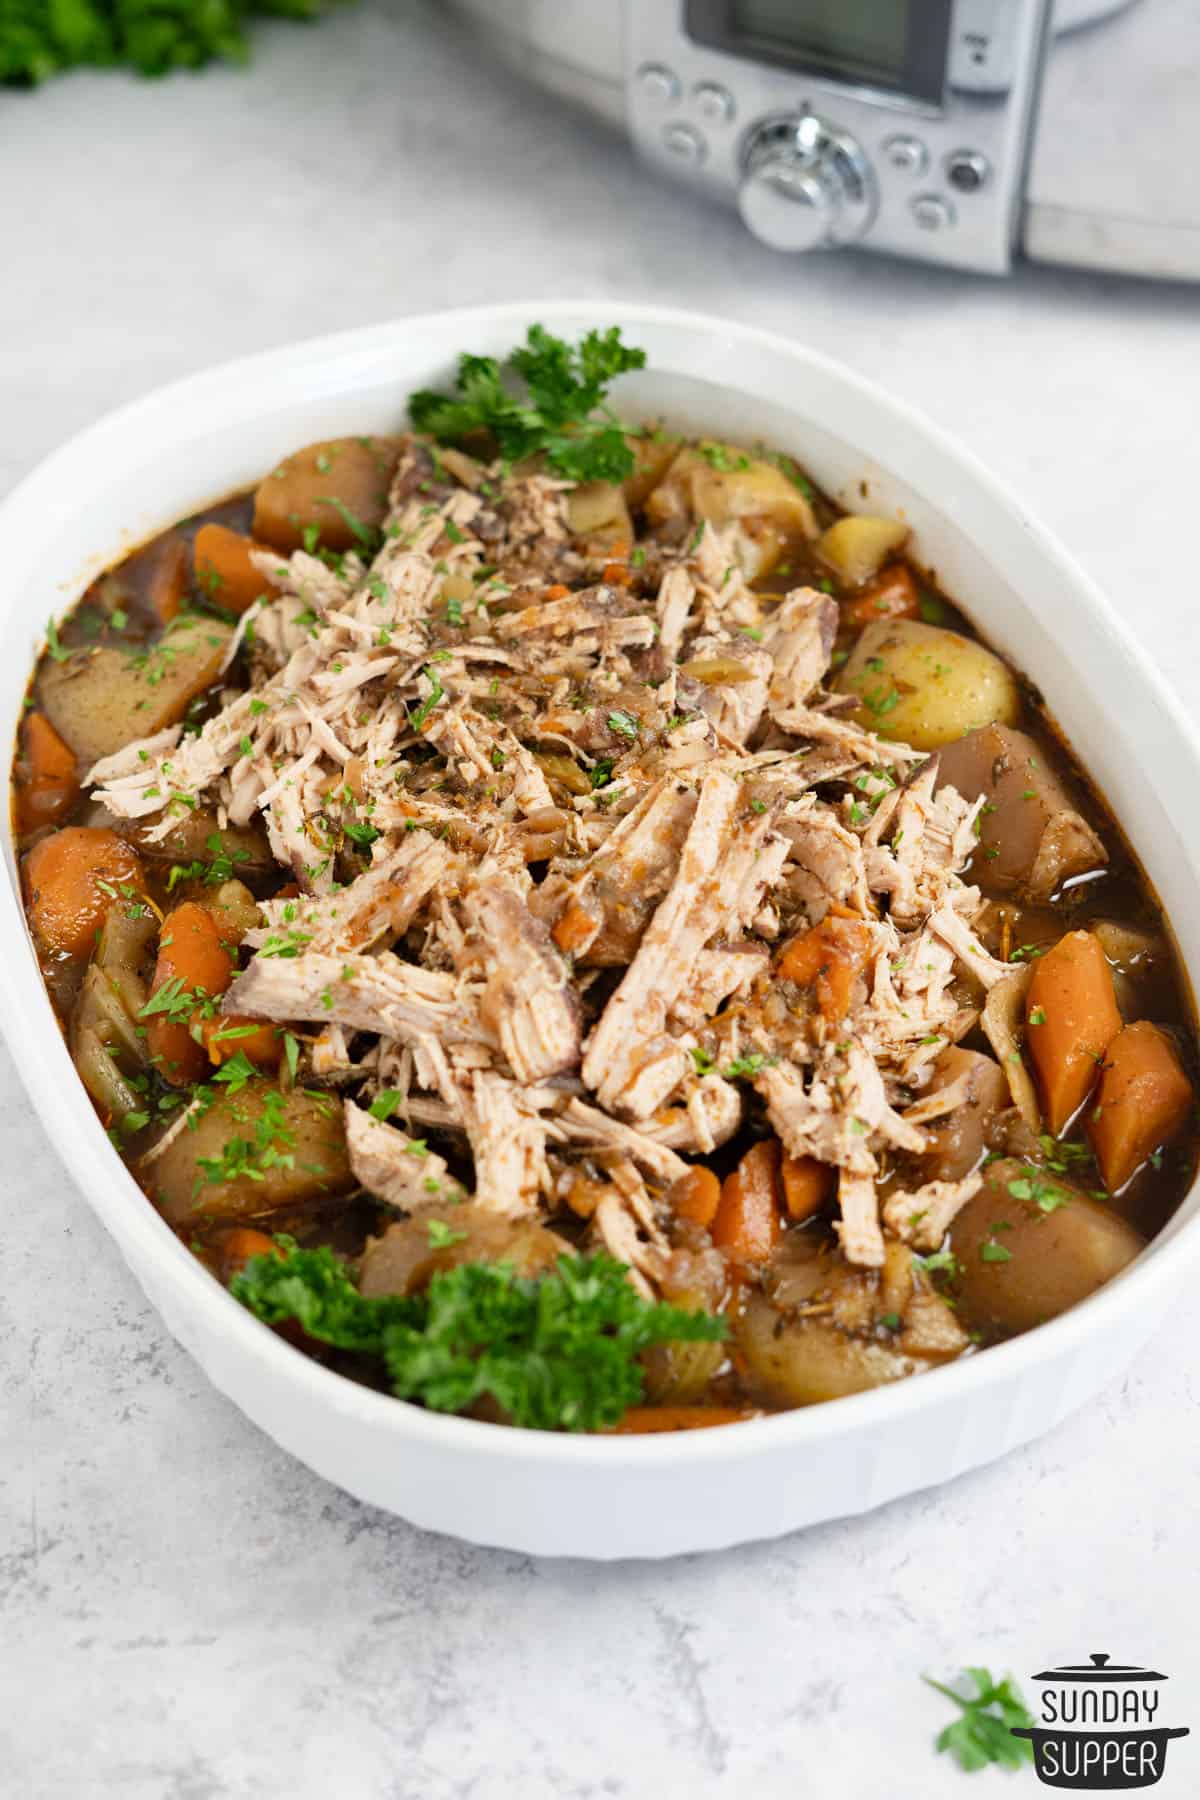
(1033, 1652, 1165, 1683)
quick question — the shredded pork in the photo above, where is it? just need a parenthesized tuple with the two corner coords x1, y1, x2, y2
(85, 431, 1021, 1276)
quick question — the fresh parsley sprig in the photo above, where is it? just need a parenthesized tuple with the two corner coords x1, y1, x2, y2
(231, 1241, 725, 1432)
(409, 325, 646, 484)
(924, 1668, 1036, 1772)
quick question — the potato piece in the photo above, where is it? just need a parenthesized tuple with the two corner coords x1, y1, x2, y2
(836, 619, 1020, 751)
(645, 444, 816, 579)
(737, 1290, 916, 1407)
(122, 808, 273, 877)
(1087, 1022, 1194, 1193)
(622, 431, 682, 508)
(565, 480, 633, 550)
(145, 1081, 352, 1226)
(1025, 931, 1122, 1134)
(949, 1156, 1144, 1336)
(817, 515, 909, 587)
(920, 1046, 1009, 1180)
(358, 1206, 568, 1297)
(252, 436, 404, 554)
(936, 723, 1106, 900)
(23, 826, 146, 960)
(39, 615, 234, 767)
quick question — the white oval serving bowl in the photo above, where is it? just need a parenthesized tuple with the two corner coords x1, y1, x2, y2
(2, 302, 1197, 1559)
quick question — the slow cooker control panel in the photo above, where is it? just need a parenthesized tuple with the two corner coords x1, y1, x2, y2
(623, 0, 1051, 275)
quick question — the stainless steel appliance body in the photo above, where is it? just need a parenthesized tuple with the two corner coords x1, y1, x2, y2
(447, 0, 1200, 280)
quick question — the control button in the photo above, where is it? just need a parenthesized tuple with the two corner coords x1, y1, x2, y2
(692, 81, 735, 125)
(662, 123, 707, 166)
(910, 193, 956, 231)
(882, 134, 928, 177)
(636, 62, 680, 104)
(945, 148, 991, 194)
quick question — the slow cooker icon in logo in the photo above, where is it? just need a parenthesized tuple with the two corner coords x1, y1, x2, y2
(1011, 1652, 1189, 1789)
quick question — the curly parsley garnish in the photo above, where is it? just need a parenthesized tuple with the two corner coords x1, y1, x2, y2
(409, 325, 646, 483)
(231, 1241, 725, 1432)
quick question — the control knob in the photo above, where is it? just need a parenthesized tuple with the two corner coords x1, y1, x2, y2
(738, 114, 875, 252)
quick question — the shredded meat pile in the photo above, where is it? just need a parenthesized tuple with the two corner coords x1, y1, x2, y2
(85, 438, 1004, 1279)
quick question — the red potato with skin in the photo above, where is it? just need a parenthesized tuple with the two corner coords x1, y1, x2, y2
(1024, 929, 1123, 1134)
(1088, 1021, 1194, 1192)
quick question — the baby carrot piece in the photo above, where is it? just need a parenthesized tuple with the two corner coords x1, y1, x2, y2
(145, 901, 235, 1086)
(23, 827, 144, 959)
(1025, 929, 1122, 1134)
(1088, 1020, 1194, 1192)
(193, 523, 273, 615)
(776, 914, 871, 1023)
(608, 1407, 755, 1433)
(211, 1226, 279, 1284)
(840, 562, 920, 630)
(202, 1015, 282, 1071)
(711, 1139, 782, 1269)
(16, 711, 79, 832)
(780, 1152, 833, 1222)
(667, 1165, 721, 1231)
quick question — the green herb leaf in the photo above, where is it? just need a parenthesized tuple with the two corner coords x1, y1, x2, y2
(231, 1245, 725, 1432)
(924, 1669, 1035, 1772)
(409, 325, 646, 484)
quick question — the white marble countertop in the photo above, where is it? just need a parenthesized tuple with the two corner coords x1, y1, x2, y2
(3, 5, 1199, 1795)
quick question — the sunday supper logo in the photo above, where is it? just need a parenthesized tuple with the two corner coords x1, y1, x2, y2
(1011, 1653, 1189, 1790)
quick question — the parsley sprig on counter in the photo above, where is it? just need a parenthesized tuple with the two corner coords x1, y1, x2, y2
(409, 325, 646, 483)
(232, 1240, 726, 1432)
(924, 1668, 1036, 1772)
(1, 0, 342, 86)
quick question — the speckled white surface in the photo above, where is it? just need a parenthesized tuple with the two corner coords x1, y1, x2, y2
(3, 5, 1200, 1794)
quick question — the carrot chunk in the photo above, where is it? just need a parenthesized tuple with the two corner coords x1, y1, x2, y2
(16, 711, 79, 833)
(202, 1015, 282, 1072)
(22, 827, 145, 960)
(667, 1165, 721, 1231)
(840, 562, 920, 630)
(780, 1152, 834, 1222)
(1025, 929, 1122, 1134)
(1088, 1020, 1194, 1192)
(607, 1406, 755, 1434)
(146, 901, 236, 1086)
(142, 534, 190, 626)
(711, 1139, 782, 1268)
(776, 914, 871, 1023)
(211, 1226, 278, 1284)
(552, 898, 598, 955)
(193, 523, 273, 615)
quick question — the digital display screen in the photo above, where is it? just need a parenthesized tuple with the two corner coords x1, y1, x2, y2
(732, 0, 908, 83)
(686, 0, 951, 105)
